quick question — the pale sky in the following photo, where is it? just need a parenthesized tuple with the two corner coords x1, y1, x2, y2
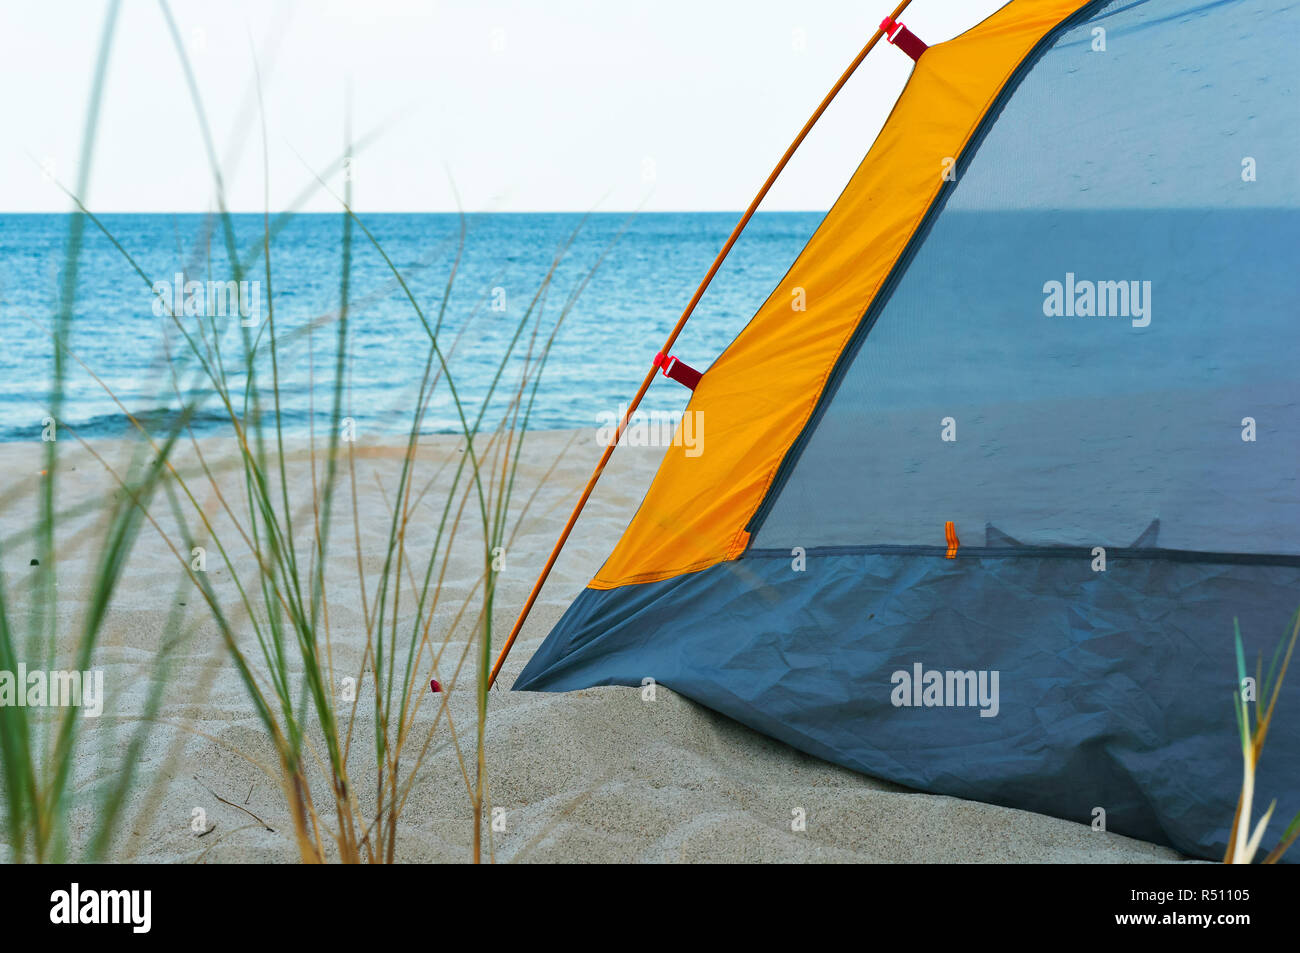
(0, 1, 1005, 213)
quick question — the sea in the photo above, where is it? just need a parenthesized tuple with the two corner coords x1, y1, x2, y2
(0, 212, 822, 441)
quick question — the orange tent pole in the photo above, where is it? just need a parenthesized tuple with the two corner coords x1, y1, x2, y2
(489, 1, 914, 689)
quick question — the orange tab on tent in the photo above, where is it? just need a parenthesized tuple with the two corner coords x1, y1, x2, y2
(945, 521, 959, 559)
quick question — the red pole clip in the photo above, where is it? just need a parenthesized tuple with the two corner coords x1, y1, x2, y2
(880, 17, 928, 62)
(653, 352, 703, 391)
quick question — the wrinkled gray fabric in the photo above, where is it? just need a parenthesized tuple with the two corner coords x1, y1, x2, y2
(516, 552, 1300, 861)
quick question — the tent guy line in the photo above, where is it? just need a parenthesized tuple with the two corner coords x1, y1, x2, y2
(486, 0, 916, 689)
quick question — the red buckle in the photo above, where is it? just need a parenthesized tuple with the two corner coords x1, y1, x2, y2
(653, 352, 703, 391)
(880, 17, 928, 62)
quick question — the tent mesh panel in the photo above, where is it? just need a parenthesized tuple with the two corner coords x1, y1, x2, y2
(752, 0, 1300, 556)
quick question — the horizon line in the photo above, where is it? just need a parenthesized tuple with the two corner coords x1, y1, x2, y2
(6, 205, 1287, 215)
(0, 207, 830, 216)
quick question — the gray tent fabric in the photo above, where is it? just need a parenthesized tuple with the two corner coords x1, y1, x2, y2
(515, 553, 1300, 859)
(515, 0, 1300, 861)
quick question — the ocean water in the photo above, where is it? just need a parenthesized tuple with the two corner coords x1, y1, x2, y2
(0, 212, 822, 440)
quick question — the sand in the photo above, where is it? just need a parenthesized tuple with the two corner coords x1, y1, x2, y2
(0, 429, 1181, 863)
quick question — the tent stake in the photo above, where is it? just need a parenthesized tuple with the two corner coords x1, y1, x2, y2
(488, 0, 915, 689)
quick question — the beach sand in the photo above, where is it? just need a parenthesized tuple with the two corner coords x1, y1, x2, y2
(0, 429, 1181, 863)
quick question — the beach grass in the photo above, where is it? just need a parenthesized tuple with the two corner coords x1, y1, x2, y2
(1224, 610, 1300, 863)
(0, 0, 192, 863)
(0, 0, 616, 863)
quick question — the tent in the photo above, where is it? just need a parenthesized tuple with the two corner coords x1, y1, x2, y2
(511, 0, 1300, 861)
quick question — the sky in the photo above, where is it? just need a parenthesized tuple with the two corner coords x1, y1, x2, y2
(0, 1, 1005, 213)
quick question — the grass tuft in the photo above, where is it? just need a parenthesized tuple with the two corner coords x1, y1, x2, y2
(1224, 610, 1299, 864)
